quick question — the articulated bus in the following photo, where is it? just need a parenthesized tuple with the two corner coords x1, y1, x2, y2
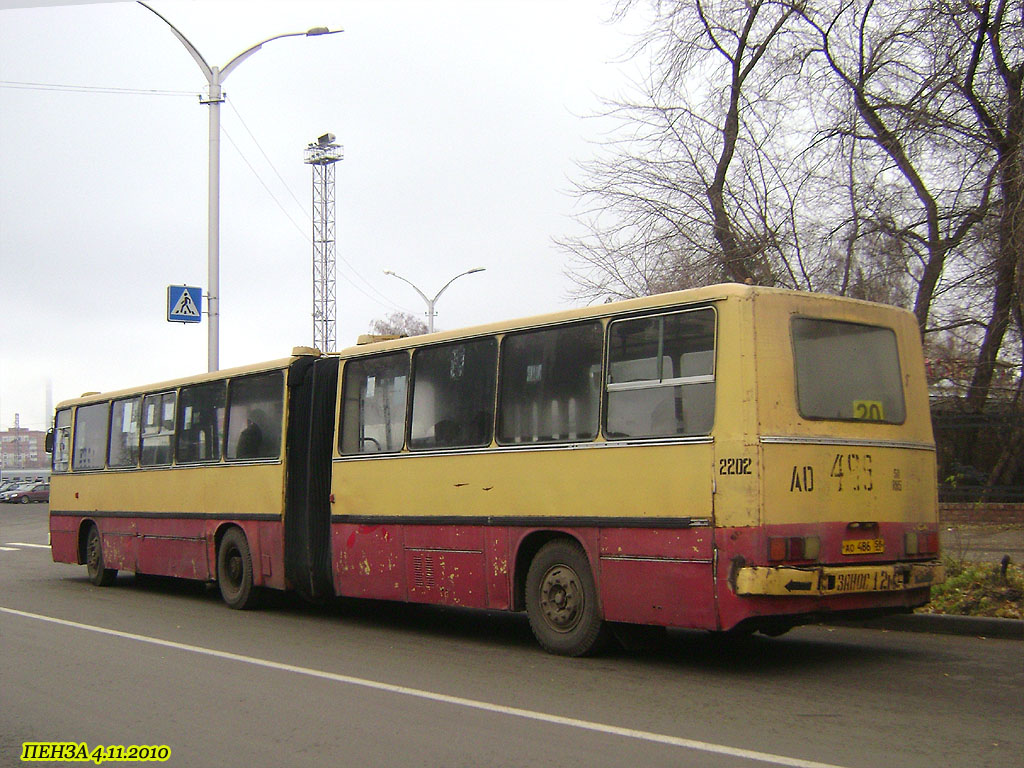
(49, 284, 944, 655)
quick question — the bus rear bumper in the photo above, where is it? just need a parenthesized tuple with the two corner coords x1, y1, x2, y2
(733, 561, 945, 597)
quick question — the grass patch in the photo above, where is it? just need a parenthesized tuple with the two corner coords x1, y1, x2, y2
(918, 557, 1024, 619)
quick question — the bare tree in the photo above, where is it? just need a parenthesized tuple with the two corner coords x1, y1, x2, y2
(567, 0, 1019, 393)
(563, 0, 1021, 495)
(798, 0, 1021, 489)
(368, 312, 428, 338)
(561, 0, 808, 301)
(947, 0, 1023, 414)
(798, 0, 996, 333)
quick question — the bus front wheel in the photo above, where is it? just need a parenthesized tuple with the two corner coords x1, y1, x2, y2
(217, 528, 259, 610)
(85, 524, 116, 587)
(525, 539, 607, 656)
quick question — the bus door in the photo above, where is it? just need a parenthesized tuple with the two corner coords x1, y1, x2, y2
(284, 354, 339, 601)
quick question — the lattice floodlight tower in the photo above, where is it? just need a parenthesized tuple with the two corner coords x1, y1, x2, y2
(304, 133, 343, 353)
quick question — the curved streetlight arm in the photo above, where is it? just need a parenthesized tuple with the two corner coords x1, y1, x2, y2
(138, 2, 213, 81)
(432, 267, 485, 304)
(138, 2, 341, 85)
(383, 270, 431, 306)
(383, 268, 485, 333)
(222, 28, 341, 80)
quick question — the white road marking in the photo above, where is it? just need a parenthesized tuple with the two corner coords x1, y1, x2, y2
(6, 542, 50, 549)
(0, 547, 18, 552)
(0, 606, 849, 768)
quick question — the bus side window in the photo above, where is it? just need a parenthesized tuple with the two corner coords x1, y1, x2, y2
(177, 381, 226, 463)
(606, 308, 716, 439)
(72, 402, 110, 471)
(141, 392, 176, 466)
(679, 349, 715, 434)
(108, 397, 142, 468)
(226, 371, 284, 460)
(340, 353, 409, 454)
(52, 409, 72, 473)
(498, 321, 602, 444)
(410, 338, 497, 450)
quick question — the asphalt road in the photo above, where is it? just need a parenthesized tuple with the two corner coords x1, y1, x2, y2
(1, 506, 1021, 768)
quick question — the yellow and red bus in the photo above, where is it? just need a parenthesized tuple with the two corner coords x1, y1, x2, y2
(49, 284, 944, 654)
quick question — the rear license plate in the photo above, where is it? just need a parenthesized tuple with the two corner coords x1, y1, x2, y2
(822, 567, 905, 594)
(842, 538, 885, 555)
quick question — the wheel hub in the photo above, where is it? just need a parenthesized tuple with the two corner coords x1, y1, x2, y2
(539, 565, 583, 633)
(227, 553, 242, 585)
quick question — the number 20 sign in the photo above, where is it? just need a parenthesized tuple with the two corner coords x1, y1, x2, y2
(853, 400, 884, 421)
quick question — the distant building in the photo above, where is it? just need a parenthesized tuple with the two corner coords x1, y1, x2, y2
(1, 424, 49, 471)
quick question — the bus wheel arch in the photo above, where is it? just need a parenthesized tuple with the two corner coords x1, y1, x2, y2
(215, 525, 260, 610)
(513, 531, 571, 612)
(519, 534, 609, 656)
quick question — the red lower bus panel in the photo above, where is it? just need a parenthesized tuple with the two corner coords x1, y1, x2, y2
(103, 529, 139, 573)
(484, 528, 511, 610)
(49, 515, 80, 565)
(334, 523, 510, 610)
(598, 527, 716, 628)
(599, 558, 717, 628)
(333, 523, 406, 601)
(50, 515, 285, 589)
(135, 518, 209, 581)
(404, 525, 489, 608)
(255, 521, 286, 590)
(406, 549, 488, 608)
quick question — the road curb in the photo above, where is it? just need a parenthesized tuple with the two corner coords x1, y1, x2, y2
(831, 613, 1024, 640)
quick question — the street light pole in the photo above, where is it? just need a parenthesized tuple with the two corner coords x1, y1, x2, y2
(138, 3, 340, 371)
(383, 268, 485, 333)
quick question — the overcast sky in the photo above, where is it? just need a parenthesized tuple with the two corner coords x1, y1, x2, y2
(1, 0, 644, 431)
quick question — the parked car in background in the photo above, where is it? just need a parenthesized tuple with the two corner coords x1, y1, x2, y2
(1, 482, 49, 504)
(0, 483, 31, 501)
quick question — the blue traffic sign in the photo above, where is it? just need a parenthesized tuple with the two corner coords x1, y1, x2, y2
(167, 285, 202, 324)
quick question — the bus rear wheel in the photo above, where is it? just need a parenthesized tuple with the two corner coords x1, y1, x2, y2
(525, 539, 607, 656)
(217, 527, 259, 610)
(85, 524, 116, 587)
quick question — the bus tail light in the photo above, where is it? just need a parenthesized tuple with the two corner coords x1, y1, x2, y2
(768, 536, 820, 562)
(769, 537, 788, 561)
(906, 531, 939, 556)
(804, 536, 821, 560)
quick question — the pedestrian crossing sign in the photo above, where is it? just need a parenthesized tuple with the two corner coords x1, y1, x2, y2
(167, 285, 202, 324)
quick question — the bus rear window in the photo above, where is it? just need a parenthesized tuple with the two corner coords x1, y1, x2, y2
(792, 318, 906, 423)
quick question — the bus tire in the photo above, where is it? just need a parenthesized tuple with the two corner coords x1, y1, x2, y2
(85, 524, 116, 587)
(217, 527, 259, 610)
(525, 539, 607, 656)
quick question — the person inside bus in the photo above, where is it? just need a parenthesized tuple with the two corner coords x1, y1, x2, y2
(237, 410, 264, 458)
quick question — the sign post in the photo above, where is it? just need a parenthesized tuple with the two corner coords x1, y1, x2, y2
(167, 285, 203, 324)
